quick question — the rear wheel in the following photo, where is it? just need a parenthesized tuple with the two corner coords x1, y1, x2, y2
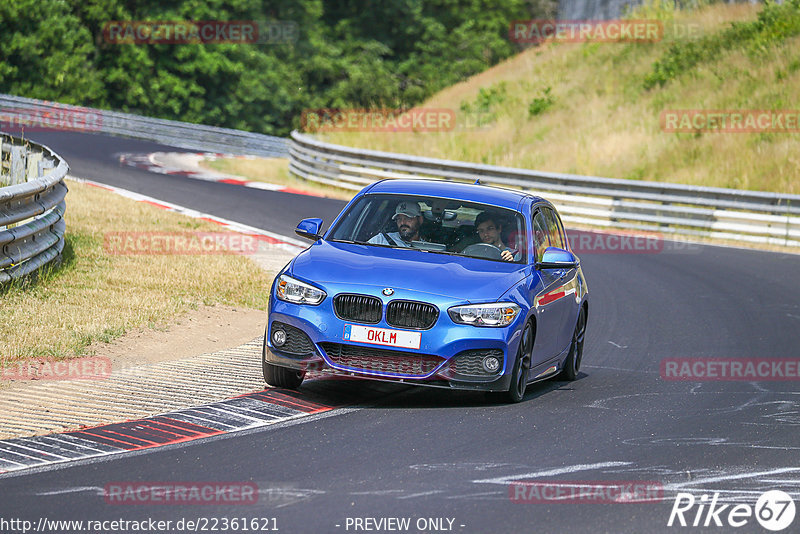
(262, 334, 305, 389)
(560, 307, 586, 381)
(506, 321, 533, 403)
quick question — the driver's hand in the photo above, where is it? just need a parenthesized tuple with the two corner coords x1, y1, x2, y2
(501, 250, 514, 262)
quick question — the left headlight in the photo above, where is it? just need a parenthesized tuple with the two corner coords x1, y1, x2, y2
(276, 274, 326, 305)
(448, 302, 521, 327)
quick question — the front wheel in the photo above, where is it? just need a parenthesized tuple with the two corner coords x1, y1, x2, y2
(262, 335, 305, 389)
(506, 321, 533, 403)
(560, 307, 586, 381)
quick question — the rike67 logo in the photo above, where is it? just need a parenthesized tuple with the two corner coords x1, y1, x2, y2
(668, 490, 795, 531)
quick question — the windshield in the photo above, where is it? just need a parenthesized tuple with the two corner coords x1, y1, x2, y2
(328, 194, 527, 264)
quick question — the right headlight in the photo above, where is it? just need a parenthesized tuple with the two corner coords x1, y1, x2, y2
(448, 302, 521, 327)
(276, 274, 326, 305)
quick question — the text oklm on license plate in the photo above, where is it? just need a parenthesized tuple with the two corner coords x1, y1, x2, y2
(343, 324, 421, 349)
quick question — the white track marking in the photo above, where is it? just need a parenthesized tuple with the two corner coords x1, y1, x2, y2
(472, 461, 632, 485)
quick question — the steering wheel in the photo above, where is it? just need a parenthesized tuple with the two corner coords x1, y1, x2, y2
(462, 243, 504, 260)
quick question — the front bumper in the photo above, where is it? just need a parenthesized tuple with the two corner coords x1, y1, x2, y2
(264, 295, 526, 392)
(264, 344, 515, 392)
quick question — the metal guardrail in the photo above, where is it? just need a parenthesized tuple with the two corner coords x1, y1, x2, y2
(0, 133, 68, 283)
(289, 131, 800, 247)
(0, 94, 287, 158)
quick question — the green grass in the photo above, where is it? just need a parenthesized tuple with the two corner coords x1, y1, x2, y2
(644, 0, 800, 89)
(1, 180, 272, 364)
(319, 1, 800, 194)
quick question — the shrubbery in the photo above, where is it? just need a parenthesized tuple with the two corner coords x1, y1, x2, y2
(644, 0, 800, 89)
(0, 0, 556, 135)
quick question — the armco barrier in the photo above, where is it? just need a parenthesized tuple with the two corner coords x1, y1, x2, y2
(288, 131, 800, 247)
(0, 94, 287, 158)
(0, 133, 68, 283)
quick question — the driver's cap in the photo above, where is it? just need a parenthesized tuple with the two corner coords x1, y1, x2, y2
(392, 201, 422, 219)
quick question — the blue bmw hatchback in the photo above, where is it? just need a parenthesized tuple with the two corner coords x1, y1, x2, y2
(263, 179, 588, 402)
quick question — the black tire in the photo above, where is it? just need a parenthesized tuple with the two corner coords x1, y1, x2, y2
(506, 321, 534, 403)
(560, 307, 586, 381)
(262, 335, 304, 389)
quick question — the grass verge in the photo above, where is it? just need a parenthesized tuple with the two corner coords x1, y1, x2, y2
(317, 1, 800, 194)
(0, 179, 272, 364)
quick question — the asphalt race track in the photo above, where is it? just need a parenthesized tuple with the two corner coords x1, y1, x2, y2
(26, 130, 347, 238)
(1, 130, 799, 533)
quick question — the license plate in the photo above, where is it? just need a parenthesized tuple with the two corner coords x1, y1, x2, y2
(343, 324, 421, 350)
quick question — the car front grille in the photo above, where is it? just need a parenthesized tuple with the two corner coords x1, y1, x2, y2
(449, 349, 504, 376)
(333, 294, 382, 324)
(271, 321, 315, 356)
(320, 342, 443, 377)
(386, 300, 438, 330)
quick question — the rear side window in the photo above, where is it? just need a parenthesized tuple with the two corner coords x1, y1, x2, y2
(543, 207, 566, 250)
(532, 210, 549, 263)
(552, 209, 569, 251)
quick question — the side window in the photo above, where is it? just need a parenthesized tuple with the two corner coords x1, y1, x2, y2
(543, 208, 565, 250)
(551, 208, 569, 251)
(532, 210, 549, 262)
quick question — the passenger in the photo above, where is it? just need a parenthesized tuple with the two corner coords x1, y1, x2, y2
(474, 211, 516, 262)
(368, 201, 423, 247)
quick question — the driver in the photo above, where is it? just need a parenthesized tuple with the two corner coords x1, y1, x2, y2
(368, 201, 423, 247)
(474, 211, 516, 262)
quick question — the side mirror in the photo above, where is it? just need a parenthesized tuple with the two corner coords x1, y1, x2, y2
(296, 218, 324, 241)
(536, 247, 578, 269)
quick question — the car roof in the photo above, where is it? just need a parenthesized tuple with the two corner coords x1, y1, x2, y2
(365, 179, 544, 211)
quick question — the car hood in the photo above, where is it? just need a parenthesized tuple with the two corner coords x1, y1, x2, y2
(290, 240, 528, 301)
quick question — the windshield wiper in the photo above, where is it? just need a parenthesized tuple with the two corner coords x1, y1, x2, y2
(361, 242, 417, 251)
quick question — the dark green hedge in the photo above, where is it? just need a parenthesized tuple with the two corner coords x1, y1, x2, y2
(0, 0, 555, 135)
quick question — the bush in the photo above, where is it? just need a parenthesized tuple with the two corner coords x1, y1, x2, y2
(528, 87, 554, 116)
(0, 0, 554, 136)
(644, 0, 800, 89)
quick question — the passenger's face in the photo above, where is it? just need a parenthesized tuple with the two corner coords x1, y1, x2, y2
(396, 214, 421, 240)
(477, 220, 501, 245)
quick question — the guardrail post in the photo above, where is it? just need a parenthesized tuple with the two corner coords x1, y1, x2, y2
(9, 145, 26, 185)
(0, 137, 6, 187)
(39, 158, 54, 176)
(610, 196, 619, 225)
(26, 152, 42, 182)
(786, 200, 791, 247)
